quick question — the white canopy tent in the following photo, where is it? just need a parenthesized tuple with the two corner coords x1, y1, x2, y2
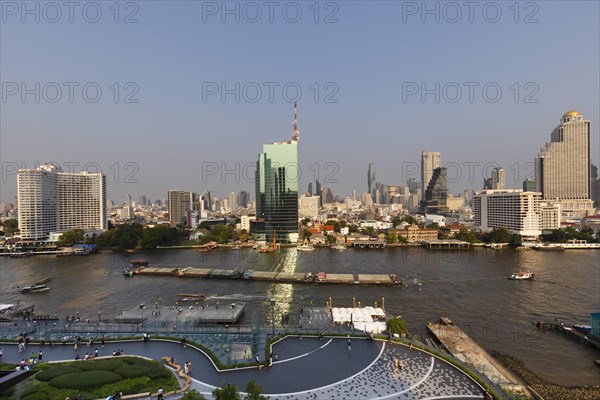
(331, 306, 387, 333)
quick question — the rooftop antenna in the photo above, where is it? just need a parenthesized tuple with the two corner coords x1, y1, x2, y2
(292, 101, 299, 141)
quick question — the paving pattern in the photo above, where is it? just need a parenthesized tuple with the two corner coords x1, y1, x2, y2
(0, 336, 486, 399)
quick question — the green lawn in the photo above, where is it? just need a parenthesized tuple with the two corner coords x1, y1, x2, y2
(10, 357, 179, 400)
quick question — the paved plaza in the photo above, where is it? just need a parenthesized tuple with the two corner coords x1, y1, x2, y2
(1, 336, 487, 399)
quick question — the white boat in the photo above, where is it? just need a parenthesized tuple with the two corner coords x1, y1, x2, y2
(21, 284, 49, 293)
(297, 244, 315, 252)
(332, 244, 346, 251)
(507, 271, 535, 280)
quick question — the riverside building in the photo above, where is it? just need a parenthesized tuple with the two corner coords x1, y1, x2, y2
(18, 164, 107, 242)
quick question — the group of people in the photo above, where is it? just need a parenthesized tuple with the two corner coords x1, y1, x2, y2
(393, 355, 403, 371)
(112, 349, 125, 356)
(16, 352, 41, 370)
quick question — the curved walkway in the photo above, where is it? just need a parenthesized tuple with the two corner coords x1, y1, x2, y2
(0, 337, 485, 399)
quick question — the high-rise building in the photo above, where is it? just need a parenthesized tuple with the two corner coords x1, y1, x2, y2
(238, 191, 249, 208)
(202, 191, 214, 211)
(299, 193, 320, 218)
(228, 192, 237, 211)
(315, 180, 322, 207)
(368, 163, 377, 201)
(168, 190, 193, 226)
(18, 164, 107, 242)
(255, 103, 299, 243)
(138, 195, 147, 206)
(421, 151, 441, 200)
(407, 178, 421, 195)
(523, 178, 536, 192)
(473, 189, 541, 238)
(321, 187, 335, 204)
(535, 111, 594, 217)
(420, 167, 448, 214)
(491, 168, 505, 190)
(308, 182, 313, 195)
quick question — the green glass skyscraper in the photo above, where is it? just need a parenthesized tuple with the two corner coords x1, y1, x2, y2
(255, 103, 300, 243)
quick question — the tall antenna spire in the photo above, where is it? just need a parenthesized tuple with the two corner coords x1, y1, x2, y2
(292, 101, 299, 141)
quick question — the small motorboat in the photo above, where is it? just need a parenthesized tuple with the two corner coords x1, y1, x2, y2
(507, 271, 535, 280)
(297, 244, 315, 252)
(331, 244, 346, 251)
(21, 284, 49, 293)
(123, 269, 134, 277)
(176, 294, 205, 301)
(573, 324, 592, 334)
(130, 259, 149, 266)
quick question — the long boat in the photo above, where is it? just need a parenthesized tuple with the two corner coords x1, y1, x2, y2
(176, 293, 206, 301)
(34, 276, 52, 285)
(21, 284, 49, 293)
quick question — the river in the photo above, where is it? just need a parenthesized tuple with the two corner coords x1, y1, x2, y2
(0, 247, 598, 386)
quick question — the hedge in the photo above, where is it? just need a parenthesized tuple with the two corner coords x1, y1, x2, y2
(35, 366, 81, 382)
(74, 359, 123, 371)
(49, 370, 122, 389)
(114, 364, 150, 379)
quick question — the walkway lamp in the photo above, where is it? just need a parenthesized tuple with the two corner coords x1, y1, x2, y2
(270, 298, 276, 336)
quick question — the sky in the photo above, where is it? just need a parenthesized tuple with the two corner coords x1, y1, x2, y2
(1, 0, 599, 204)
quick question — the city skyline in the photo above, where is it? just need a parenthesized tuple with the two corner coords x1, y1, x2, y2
(1, 2, 599, 203)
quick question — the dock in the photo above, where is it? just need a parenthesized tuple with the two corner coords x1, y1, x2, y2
(423, 240, 471, 249)
(428, 317, 530, 396)
(535, 320, 600, 351)
(116, 303, 245, 325)
(134, 266, 402, 286)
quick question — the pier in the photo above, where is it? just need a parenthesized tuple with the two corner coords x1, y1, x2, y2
(117, 303, 246, 325)
(427, 317, 530, 396)
(352, 240, 386, 249)
(133, 266, 402, 286)
(535, 320, 600, 351)
(423, 239, 471, 249)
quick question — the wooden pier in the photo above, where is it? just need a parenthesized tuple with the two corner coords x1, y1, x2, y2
(133, 266, 401, 286)
(428, 317, 530, 396)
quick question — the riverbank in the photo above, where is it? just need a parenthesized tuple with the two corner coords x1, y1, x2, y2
(491, 351, 600, 400)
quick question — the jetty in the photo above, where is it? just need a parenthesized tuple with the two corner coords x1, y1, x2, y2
(535, 320, 600, 351)
(132, 266, 402, 286)
(427, 316, 530, 396)
(116, 303, 245, 324)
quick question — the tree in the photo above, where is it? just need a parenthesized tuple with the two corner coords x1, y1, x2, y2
(362, 226, 376, 237)
(386, 317, 408, 335)
(56, 229, 85, 247)
(348, 224, 359, 233)
(245, 381, 267, 400)
(1, 219, 18, 234)
(326, 220, 340, 233)
(510, 234, 523, 247)
(391, 217, 401, 227)
(455, 229, 482, 244)
(301, 218, 310, 226)
(181, 389, 207, 400)
(386, 230, 398, 244)
(403, 215, 418, 225)
(212, 382, 241, 400)
(302, 229, 312, 239)
(327, 234, 337, 244)
(488, 227, 512, 243)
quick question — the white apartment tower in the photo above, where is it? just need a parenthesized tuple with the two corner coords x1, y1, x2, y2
(18, 164, 107, 241)
(535, 111, 594, 217)
(473, 189, 541, 238)
(421, 151, 441, 200)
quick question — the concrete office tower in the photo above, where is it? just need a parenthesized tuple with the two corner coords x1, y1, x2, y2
(491, 168, 505, 190)
(229, 192, 237, 211)
(421, 151, 441, 200)
(18, 164, 107, 242)
(321, 187, 335, 204)
(473, 189, 541, 239)
(368, 163, 376, 201)
(255, 103, 299, 243)
(299, 193, 320, 218)
(168, 190, 193, 225)
(308, 182, 313, 195)
(535, 111, 594, 217)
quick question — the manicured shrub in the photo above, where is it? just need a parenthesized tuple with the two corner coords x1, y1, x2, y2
(49, 370, 122, 389)
(36, 366, 81, 382)
(114, 364, 150, 379)
(21, 392, 49, 400)
(75, 359, 123, 371)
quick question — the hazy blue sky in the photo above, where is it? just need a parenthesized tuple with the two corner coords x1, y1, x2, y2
(1, 0, 599, 203)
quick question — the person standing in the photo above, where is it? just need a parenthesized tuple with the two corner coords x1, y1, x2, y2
(38, 350, 43, 362)
(94, 348, 99, 358)
(157, 387, 163, 400)
(347, 339, 352, 351)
